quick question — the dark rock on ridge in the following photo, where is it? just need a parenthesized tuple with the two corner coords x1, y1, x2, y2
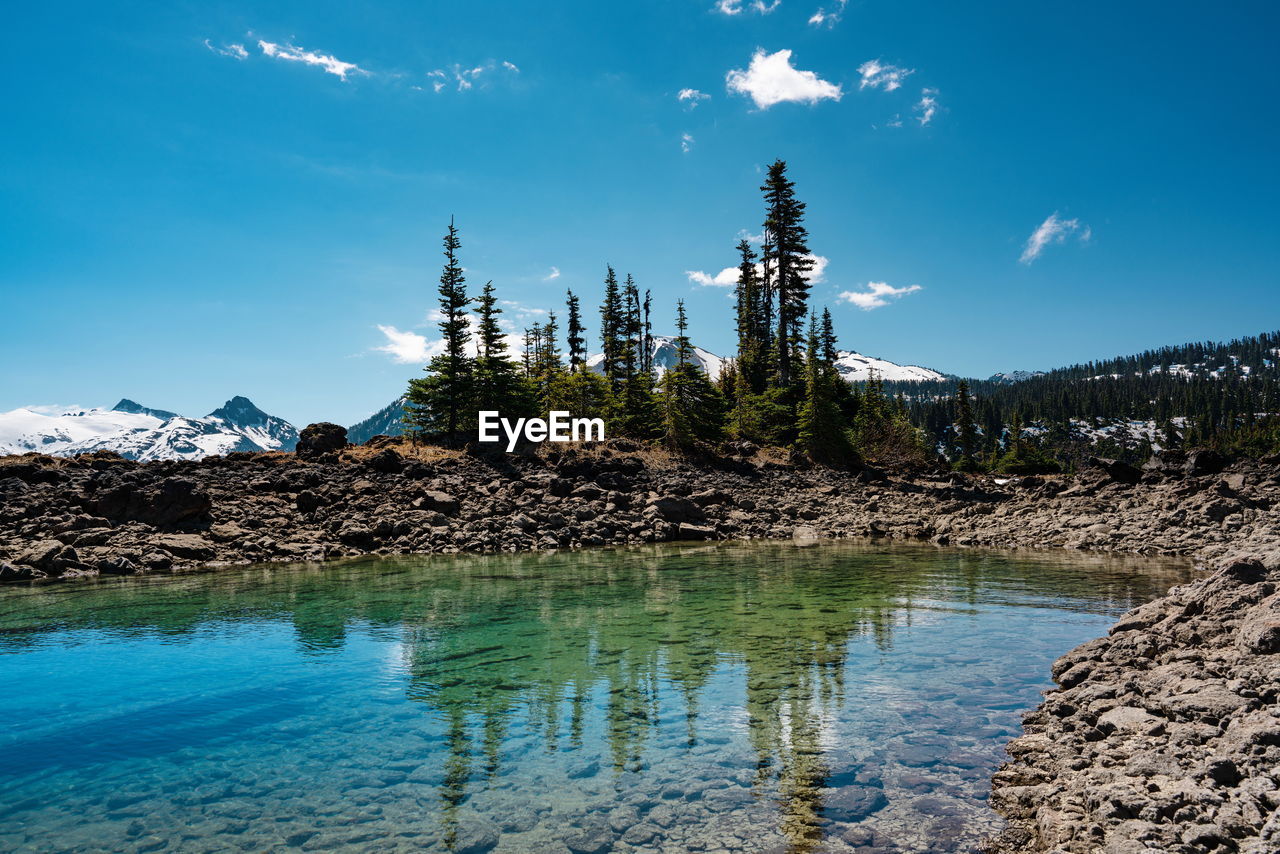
(295, 423, 348, 458)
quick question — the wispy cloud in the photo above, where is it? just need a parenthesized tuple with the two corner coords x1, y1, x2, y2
(808, 0, 847, 28)
(915, 87, 939, 125)
(427, 59, 520, 93)
(258, 40, 367, 80)
(678, 88, 711, 109)
(542, 266, 561, 281)
(681, 133, 695, 154)
(838, 282, 923, 310)
(204, 39, 248, 60)
(1020, 213, 1090, 264)
(857, 59, 913, 92)
(715, 0, 781, 14)
(726, 49, 841, 110)
(687, 253, 829, 287)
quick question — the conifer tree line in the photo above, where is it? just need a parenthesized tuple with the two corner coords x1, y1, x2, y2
(403, 159, 923, 463)
(897, 331, 1280, 472)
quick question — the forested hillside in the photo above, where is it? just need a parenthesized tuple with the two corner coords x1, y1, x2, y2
(891, 331, 1280, 470)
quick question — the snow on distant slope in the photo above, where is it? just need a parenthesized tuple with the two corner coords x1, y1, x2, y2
(587, 337, 940, 383)
(0, 406, 164, 455)
(832, 351, 946, 382)
(0, 397, 298, 461)
(989, 370, 1047, 383)
(586, 335, 727, 379)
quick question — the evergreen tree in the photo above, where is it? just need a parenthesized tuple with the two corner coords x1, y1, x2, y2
(565, 290, 586, 372)
(733, 238, 766, 394)
(531, 311, 565, 402)
(658, 300, 726, 448)
(598, 266, 624, 387)
(473, 281, 534, 418)
(953, 380, 978, 471)
(621, 274, 642, 384)
(797, 313, 854, 465)
(760, 159, 814, 388)
(642, 289, 654, 376)
(405, 219, 474, 439)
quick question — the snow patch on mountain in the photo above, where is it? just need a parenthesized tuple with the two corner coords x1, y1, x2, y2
(0, 397, 298, 461)
(989, 370, 1046, 383)
(832, 351, 946, 382)
(586, 335, 728, 379)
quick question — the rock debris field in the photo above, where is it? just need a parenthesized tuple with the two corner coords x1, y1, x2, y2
(2, 436, 1279, 853)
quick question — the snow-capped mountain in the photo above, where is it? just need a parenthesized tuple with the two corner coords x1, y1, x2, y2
(989, 370, 1047, 383)
(0, 397, 298, 461)
(832, 351, 946, 382)
(586, 335, 728, 379)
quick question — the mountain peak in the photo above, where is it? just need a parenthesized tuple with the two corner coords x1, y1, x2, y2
(111, 399, 179, 420)
(206, 396, 269, 426)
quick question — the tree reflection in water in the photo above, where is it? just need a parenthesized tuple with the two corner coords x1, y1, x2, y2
(0, 541, 1191, 853)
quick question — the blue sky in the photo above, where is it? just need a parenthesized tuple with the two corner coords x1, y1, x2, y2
(2, 1, 1277, 426)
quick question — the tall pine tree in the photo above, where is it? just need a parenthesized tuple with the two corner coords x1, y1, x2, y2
(760, 160, 814, 389)
(797, 313, 854, 465)
(952, 379, 978, 471)
(473, 281, 533, 418)
(566, 290, 586, 372)
(405, 219, 474, 439)
(659, 300, 726, 448)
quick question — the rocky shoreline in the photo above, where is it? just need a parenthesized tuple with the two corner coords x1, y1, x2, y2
(980, 551, 1280, 854)
(2, 437, 1279, 852)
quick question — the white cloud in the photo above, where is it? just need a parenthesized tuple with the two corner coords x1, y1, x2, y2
(678, 88, 710, 108)
(427, 60, 520, 92)
(375, 299, 547, 364)
(857, 59, 913, 92)
(715, 0, 781, 14)
(258, 40, 367, 80)
(838, 281, 923, 310)
(375, 325, 438, 364)
(542, 266, 561, 281)
(687, 253, 829, 287)
(807, 254, 829, 283)
(681, 133, 695, 153)
(808, 0, 847, 27)
(915, 87, 938, 125)
(686, 266, 740, 287)
(726, 49, 842, 110)
(1020, 212, 1089, 264)
(204, 39, 248, 60)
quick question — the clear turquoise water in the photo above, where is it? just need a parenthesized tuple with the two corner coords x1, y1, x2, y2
(0, 541, 1192, 853)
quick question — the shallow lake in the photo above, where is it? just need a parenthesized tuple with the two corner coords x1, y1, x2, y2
(0, 541, 1194, 853)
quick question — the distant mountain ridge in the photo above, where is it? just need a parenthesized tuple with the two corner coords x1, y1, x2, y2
(0, 397, 298, 461)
